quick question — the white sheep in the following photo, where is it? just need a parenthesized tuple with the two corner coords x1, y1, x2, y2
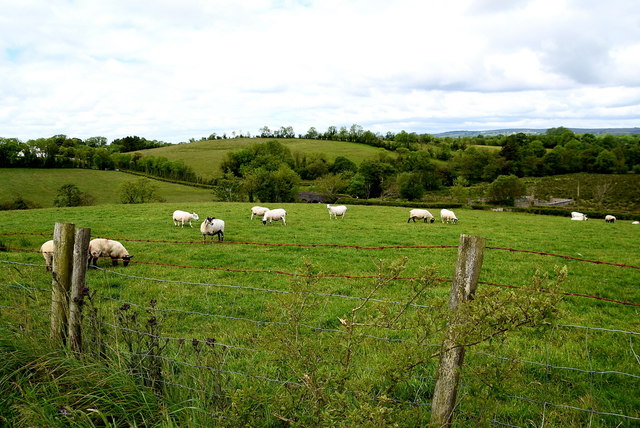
(88, 238, 132, 267)
(251, 206, 270, 220)
(570, 211, 588, 221)
(40, 240, 54, 271)
(262, 208, 287, 225)
(201, 217, 225, 241)
(327, 204, 347, 219)
(173, 210, 199, 228)
(408, 209, 435, 223)
(440, 209, 458, 224)
(605, 215, 616, 223)
(632, 221, 639, 225)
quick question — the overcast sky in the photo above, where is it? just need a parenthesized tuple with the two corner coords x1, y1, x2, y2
(2, 0, 639, 143)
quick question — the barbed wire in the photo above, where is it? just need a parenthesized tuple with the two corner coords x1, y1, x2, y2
(2, 232, 639, 269)
(502, 392, 640, 421)
(93, 267, 437, 310)
(3, 252, 638, 307)
(468, 349, 640, 379)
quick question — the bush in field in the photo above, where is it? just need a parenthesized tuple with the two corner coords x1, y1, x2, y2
(314, 173, 350, 202)
(53, 184, 94, 207)
(487, 174, 525, 205)
(119, 179, 165, 204)
(0, 195, 40, 210)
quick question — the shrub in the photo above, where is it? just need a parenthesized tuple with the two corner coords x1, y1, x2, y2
(119, 179, 165, 204)
(53, 184, 94, 207)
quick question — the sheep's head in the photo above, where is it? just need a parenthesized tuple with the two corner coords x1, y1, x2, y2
(206, 216, 214, 224)
(122, 255, 132, 267)
(192, 213, 200, 220)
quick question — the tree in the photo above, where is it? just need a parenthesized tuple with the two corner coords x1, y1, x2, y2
(330, 156, 357, 174)
(315, 173, 349, 202)
(486, 175, 525, 205)
(53, 184, 94, 207)
(397, 172, 425, 201)
(594, 149, 617, 173)
(119, 179, 164, 204)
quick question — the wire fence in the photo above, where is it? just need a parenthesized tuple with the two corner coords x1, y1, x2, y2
(1, 232, 639, 426)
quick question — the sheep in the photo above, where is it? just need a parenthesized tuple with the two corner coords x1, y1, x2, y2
(201, 217, 225, 241)
(173, 210, 199, 228)
(605, 215, 616, 223)
(571, 211, 588, 221)
(262, 208, 287, 225)
(327, 204, 347, 219)
(251, 206, 270, 220)
(408, 209, 435, 223)
(633, 221, 639, 225)
(88, 238, 131, 267)
(40, 240, 54, 271)
(440, 209, 458, 224)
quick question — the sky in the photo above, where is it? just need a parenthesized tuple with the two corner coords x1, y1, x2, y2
(1, 0, 640, 143)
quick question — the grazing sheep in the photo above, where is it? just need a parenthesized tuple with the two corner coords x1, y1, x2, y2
(571, 211, 588, 221)
(88, 238, 131, 267)
(173, 210, 199, 228)
(251, 206, 270, 220)
(201, 217, 225, 241)
(440, 209, 458, 224)
(605, 215, 616, 223)
(262, 208, 287, 225)
(327, 204, 347, 219)
(633, 221, 639, 225)
(408, 209, 435, 223)
(40, 240, 54, 271)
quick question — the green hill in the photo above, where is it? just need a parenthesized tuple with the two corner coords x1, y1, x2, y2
(135, 138, 394, 180)
(0, 169, 213, 208)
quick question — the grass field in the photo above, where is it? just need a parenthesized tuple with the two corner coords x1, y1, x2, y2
(1, 203, 639, 426)
(0, 168, 214, 208)
(135, 138, 396, 180)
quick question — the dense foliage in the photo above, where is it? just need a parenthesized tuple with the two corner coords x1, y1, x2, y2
(2, 126, 639, 204)
(0, 135, 196, 182)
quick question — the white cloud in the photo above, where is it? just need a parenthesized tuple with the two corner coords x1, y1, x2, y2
(0, 0, 639, 142)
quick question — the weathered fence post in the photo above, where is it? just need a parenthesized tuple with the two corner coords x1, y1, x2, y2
(69, 227, 90, 354)
(430, 234, 486, 427)
(50, 222, 76, 345)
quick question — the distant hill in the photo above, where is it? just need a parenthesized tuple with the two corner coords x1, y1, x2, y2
(135, 138, 393, 181)
(432, 127, 640, 138)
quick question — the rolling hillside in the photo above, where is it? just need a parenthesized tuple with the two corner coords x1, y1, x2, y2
(0, 169, 213, 208)
(134, 138, 395, 180)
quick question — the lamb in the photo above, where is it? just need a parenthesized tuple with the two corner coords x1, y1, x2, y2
(605, 215, 616, 223)
(88, 238, 131, 267)
(40, 240, 54, 271)
(201, 217, 225, 241)
(173, 210, 199, 228)
(327, 204, 347, 219)
(251, 206, 270, 220)
(408, 209, 435, 223)
(440, 209, 458, 224)
(262, 208, 287, 225)
(571, 211, 588, 221)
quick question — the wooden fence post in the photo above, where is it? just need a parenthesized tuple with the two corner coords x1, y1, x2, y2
(430, 234, 486, 427)
(69, 227, 90, 354)
(50, 222, 76, 345)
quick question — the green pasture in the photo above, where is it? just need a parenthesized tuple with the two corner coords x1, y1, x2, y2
(0, 168, 214, 208)
(135, 138, 395, 180)
(1, 203, 639, 426)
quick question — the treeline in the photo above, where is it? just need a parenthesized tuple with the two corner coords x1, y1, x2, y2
(0, 134, 197, 182)
(218, 129, 640, 204)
